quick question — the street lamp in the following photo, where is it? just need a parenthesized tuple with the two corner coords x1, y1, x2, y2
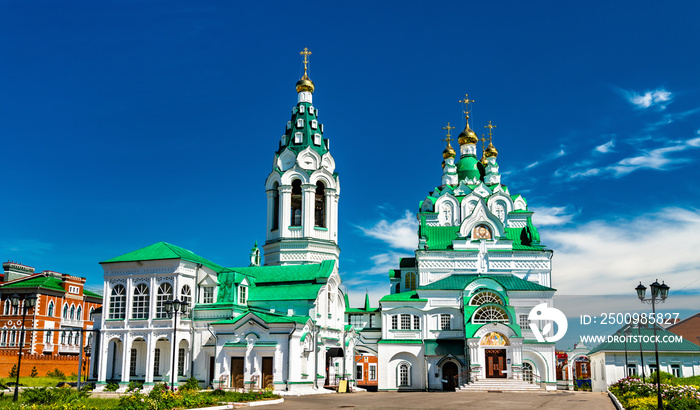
(164, 298, 188, 391)
(84, 341, 91, 383)
(636, 280, 669, 410)
(10, 293, 37, 402)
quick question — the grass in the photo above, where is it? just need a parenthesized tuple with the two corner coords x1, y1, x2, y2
(0, 375, 80, 387)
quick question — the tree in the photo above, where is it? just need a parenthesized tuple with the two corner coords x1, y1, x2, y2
(30, 366, 38, 377)
(9, 364, 18, 378)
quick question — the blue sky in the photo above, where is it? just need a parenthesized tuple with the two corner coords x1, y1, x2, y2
(2, 2, 699, 336)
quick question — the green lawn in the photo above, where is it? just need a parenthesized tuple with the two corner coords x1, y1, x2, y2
(0, 375, 80, 387)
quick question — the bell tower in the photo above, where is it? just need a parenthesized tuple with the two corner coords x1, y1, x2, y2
(263, 48, 340, 266)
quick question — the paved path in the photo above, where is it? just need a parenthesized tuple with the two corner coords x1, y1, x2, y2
(274, 390, 615, 409)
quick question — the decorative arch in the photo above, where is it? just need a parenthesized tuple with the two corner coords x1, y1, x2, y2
(435, 194, 460, 226)
(522, 350, 550, 382)
(459, 199, 505, 239)
(464, 278, 507, 297)
(264, 171, 282, 191)
(290, 179, 302, 226)
(131, 283, 150, 319)
(296, 147, 322, 170)
(471, 305, 511, 324)
(276, 148, 297, 172)
(309, 168, 337, 190)
(47, 301, 54, 317)
(461, 194, 481, 219)
(109, 284, 126, 319)
(487, 194, 514, 223)
(420, 196, 435, 212)
(279, 165, 311, 185)
(469, 290, 504, 306)
(320, 152, 336, 173)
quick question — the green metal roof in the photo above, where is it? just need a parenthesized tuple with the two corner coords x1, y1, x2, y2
(101, 241, 224, 272)
(423, 225, 461, 249)
(83, 289, 102, 298)
(278, 102, 329, 156)
(222, 259, 335, 284)
(589, 325, 700, 355)
(419, 274, 555, 291)
(389, 269, 401, 279)
(249, 283, 323, 301)
(379, 291, 427, 302)
(1, 275, 66, 292)
(211, 309, 310, 326)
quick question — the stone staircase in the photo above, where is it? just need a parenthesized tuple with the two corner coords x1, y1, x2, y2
(457, 378, 542, 392)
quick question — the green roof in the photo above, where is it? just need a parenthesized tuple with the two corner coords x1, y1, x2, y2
(1, 275, 66, 292)
(419, 274, 555, 292)
(83, 289, 102, 298)
(423, 225, 461, 249)
(278, 101, 329, 157)
(222, 259, 335, 285)
(589, 325, 700, 354)
(101, 242, 224, 272)
(389, 269, 401, 279)
(379, 291, 427, 303)
(249, 283, 323, 301)
(211, 309, 310, 326)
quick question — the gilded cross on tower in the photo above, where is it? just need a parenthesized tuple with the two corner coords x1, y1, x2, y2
(300, 47, 312, 76)
(458, 94, 475, 117)
(484, 120, 497, 142)
(442, 122, 455, 140)
(480, 134, 487, 152)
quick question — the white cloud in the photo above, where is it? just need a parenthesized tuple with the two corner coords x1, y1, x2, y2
(531, 206, 576, 226)
(0, 239, 54, 256)
(525, 161, 540, 169)
(626, 88, 672, 110)
(545, 207, 700, 296)
(607, 144, 686, 176)
(355, 250, 413, 276)
(594, 139, 615, 153)
(357, 210, 418, 250)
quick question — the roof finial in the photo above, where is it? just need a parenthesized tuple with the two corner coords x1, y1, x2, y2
(442, 122, 455, 142)
(458, 94, 475, 122)
(296, 47, 315, 93)
(300, 47, 312, 78)
(484, 121, 499, 158)
(442, 122, 456, 160)
(484, 120, 497, 142)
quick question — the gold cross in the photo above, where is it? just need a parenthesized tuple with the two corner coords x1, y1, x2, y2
(442, 122, 455, 139)
(484, 120, 497, 142)
(480, 134, 487, 152)
(300, 47, 312, 75)
(458, 94, 475, 116)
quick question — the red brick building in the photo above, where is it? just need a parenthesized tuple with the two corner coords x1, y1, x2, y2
(0, 261, 102, 358)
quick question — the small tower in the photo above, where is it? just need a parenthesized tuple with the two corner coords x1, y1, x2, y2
(263, 48, 341, 266)
(455, 94, 481, 184)
(483, 121, 501, 185)
(249, 242, 261, 267)
(441, 122, 458, 186)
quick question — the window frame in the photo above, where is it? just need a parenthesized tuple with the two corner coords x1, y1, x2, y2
(109, 285, 126, 319)
(440, 314, 451, 330)
(131, 283, 150, 319)
(156, 282, 173, 319)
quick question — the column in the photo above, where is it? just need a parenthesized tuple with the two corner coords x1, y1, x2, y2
(97, 332, 109, 385)
(279, 186, 292, 237)
(124, 278, 133, 321)
(302, 184, 315, 237)
(145, 334, 155, 385)
(120, 335, 132, 386)
(265, 189, 275, 238)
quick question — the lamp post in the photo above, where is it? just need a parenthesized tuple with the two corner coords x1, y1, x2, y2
(164, 298, 188, 391)
(10, 293, 37, 402)
(84, 341, 91, 383)
(636, 280, 670, 410)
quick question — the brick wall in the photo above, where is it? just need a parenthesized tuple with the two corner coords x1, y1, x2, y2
(0, 350, 86, 377)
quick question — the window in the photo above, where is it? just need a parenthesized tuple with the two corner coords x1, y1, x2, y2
(291, 179, 302, 226)
(649, 364, 658, 375)
(69, 286, 79, 294)
(153, 348, 161, 376)
(313, 133, 321, 145)
(238, 286, 248, 305)
(349, 314, 363, 328)
(396, 283, 400, 293)
(3, 301, 8, 315)
(45, 330, 52, 344)
(67, 332, 73, 345)
(671, 364, 681, 378)
(271, 182, 280, 230)
(398, 363, 410, 387)
(70, 306, 75, 320)
(413, 315, 420, 330)
(309, 106, 314, 115)
(369, 364, 377, 381)
(469, 291, 504, 306)
(440, 314, 451, 330)
(294, 132, 302, 144)
(1, 330, 6, 345)
(391, 315, 398, 330)
(299, 105, 305, 114)
(400, 314, 411, 330)
(202, 287, 214, 304)
(60, 331, 66, 344)
(156, 283, 173, 319)
(627, 364, 637, 377)
(47, 301, 54, 317)
(63, 304, 68, 319)
(523, 362, 534, 383)
(314, 181, 326, 227)
(132, 284, 150, 319)
(405, 272, 416, 291)
(76, 306, 82, 320)
(130, 349, 138, 376)
(109, 285, 126, 319)
(310, 119, 318, 129)
(10, 330, 16, 346)
(519, 315, 529, 328)
(181, 285, 192, 317)
(472, 305, 510, 324)
(89, 307, 95, 322)
(12, 302, 19, 315)
(286, 121, 292, 130)
(296, 118, 304, 128)
(356, 364, 363, 381)
(178, 348, 185, 376)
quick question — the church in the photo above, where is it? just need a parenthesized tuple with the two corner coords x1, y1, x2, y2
(91, 50, 355, 393)
(91, 49, 559, 393)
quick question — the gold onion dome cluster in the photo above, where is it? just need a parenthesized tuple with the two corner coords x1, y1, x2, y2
(485, 141, 498, 157)
(296, 74, 315, 93)
(458, 123, 478, 145)
(442, 144, 456, 159)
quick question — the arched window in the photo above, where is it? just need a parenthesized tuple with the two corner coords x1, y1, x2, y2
(76, 306, 82, 320)
(291, 179, 302, 226)
(47, 301, 54, 317)
(60, 331, 66, 344)
(469, 291, 504, 306)
(472, 305, 510, 324)
(398, 362, 411, 387)
(314, 181, 326, 227)
(271, 182, 280, 231)
(67, 332, 73, 345)
(523, 362, 534, 383)
(396, 283, 400, 293)
(63, 304, 68, 319)
(0, 329, 6, 345)
(156, 283, 173, 319)
(405, 272, 416, 291)
(109, 285, 126, 319)
(181, 285, 192, 317)
(45, 330, 52, 344)
(10, 329, 16, 346)
(132, 284, 150, 319)
(70, 305, 75, 320)
(89, 307, 95, 322)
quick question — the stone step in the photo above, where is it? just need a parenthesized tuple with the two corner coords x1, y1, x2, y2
(457, 379, 542, 392)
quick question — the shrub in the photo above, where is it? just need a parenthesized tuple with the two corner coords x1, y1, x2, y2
(21, 386, 89, 405)
(46, 368, 66, 379)
(105, 381, 120, 391)
(128, 380, 144, 391)
(181, 377, 200, 391)
(29, 366, 38, 378)
(8, 364, 18, 378)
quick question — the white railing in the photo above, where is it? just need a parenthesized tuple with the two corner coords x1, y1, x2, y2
(61, 318, 83, 327)
(58, 344, 81, 354)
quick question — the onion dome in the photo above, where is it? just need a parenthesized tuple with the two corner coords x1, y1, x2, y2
(480, 154, 488, 166)
(485, 141, 498, 157)
(458, 123, 478, 145)
(457, 156, 481, 181)
(296, 74, 315, 93)
(442, 144, 456, 159)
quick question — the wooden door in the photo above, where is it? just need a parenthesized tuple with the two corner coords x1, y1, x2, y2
(485, 349, 507, 378)
(208, 357, 215, 385)
(231, 357, 244, 388)
(442, 362, 458, 391)
(262, 357, 273, 389)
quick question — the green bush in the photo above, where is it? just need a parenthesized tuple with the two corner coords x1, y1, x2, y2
(105, 381, 120, 391)
(21, 386, 89, 405)
(181, 377, 200, 391)
(29, 366, 38, 378)
(46, 368, 66, 379)
(8, 364, 18, 378)
(128, 380, 144, 391)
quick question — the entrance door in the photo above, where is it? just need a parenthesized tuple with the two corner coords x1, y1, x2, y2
(485, 349, 507, 378)
(262, 357, 273, 390)
(208, 357, 215, 386)
(442, 362, 458, 391)
(231, 357, 244, 388)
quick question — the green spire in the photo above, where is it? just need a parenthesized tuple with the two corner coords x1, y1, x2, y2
(364, 293, 371, 311)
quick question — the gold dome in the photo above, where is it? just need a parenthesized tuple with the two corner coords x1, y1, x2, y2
(442, 144, 456, 159)
(296, 74, 315, 93)
(485, 141, 498, 157)
(458, 124, 478, 145)
(480, 154, 488, 166)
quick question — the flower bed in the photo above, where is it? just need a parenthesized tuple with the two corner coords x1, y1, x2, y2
(609, 376, 700, 410)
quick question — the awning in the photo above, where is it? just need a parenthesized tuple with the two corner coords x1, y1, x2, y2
(425, 339, 464, 356)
